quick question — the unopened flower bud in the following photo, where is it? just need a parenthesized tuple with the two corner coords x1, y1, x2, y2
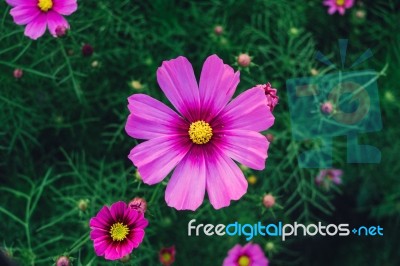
(78, 199, 89, 211)
(247, 175, 257, 185)
(82, 44, 94, 57)
(263, 194, 276, 208)
(237, 53, 251, 67)
(214, 25, 223, 35)
(56, 256, 70, 266)
(55, 26, 68, 37)
(120, 254, 130, 263)
(13, 68, 23, 79)
(321, 101, 333, 114)
(266, 134, 274, 142)
(128, 197, 147, 213)
(130, 80, 143, 90)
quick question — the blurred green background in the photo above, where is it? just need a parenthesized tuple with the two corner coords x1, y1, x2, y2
(1, 0, 399, 265)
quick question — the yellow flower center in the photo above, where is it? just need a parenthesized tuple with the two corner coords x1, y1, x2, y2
(238, 255, 251, 266)
(336, 0, 345, 6)
(109, 222, 129, 241)
(162, 253, 172, 262)
(37, 0, 53, 12)
(188, 120, 213, 145)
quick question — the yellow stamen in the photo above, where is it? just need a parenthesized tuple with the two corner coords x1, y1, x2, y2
(162, 253, 172, 262)
(37, 0, 53, 12)
(336, 0, 345, 6)
(188, 120, 213, 145)
(109, 222, 129, 241)
(238, 255, 251, 266)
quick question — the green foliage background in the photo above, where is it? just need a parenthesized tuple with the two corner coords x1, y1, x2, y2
(1, 0, 399, 265)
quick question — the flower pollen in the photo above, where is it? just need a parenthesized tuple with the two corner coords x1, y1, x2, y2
(110, 222, 129, 241)
(188, 120, 213, 144)
(238, 255, 251, 266)
(336, 0, 345, 5)
(37, 0, 53, 12)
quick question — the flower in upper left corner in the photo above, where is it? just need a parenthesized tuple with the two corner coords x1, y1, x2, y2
(89, 201, 148, 260)
(6, 0, 78, 40)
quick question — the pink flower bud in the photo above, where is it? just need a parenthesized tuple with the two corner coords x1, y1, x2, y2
(256, 83, 279, 111)
(214, 25, 223, 35)
(266, 133, 274, 142)
(128, 197, 147, 213)
(55, 26, 68, 37)
(263, 194, 276, 208)
(56, 256, 70, 266)
(237, 53, 251, 67)
(321, 101, 333, 114)
(82, 44, 94, 57)
(13, 68, 23, 79)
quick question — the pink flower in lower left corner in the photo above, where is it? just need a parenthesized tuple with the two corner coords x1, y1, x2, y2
(125, 54, 275, 211)
(89, 201, 148, 260)
(223, 243, 269, 266)
(6, 0, 78, 40)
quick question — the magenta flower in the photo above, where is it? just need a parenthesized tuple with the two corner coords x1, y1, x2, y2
(315, 169, 343, 189)
(323, 0, 354, 15)
(6, 0, 77, 40)
(223, 243, 269, 266)
(89, 201, 148, 260)
(125, 55, 274, 211)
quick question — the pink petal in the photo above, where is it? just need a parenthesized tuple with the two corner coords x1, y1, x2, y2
(104, 243, 121, 260)
(24, 13, 47, 40)
(328, 6, 337, 14)
(214, 86, 274, 132)
(53, 0, 78, 15)
(90, 229, 108, 240)
(156, 56, 200, 121)
(345, 0, 355, 8)
(93, 240, 110, 257)
(128, 136, 191, 185)
(10, 5, 40, 25)
(46, 10, 69, 36)
(216, 130, 269, 170)
(131, 228, 145, 247)
(199, 54, 240, 121)
(206, 147, 247, 209)
(165, 146, 206, 210)
(6, 0, 37, 7)
(133, 214, 149, 229)
(110, 201, 127, 221)
(90, 206, 113, 229)
(338, 6, 345, 15)
(125, 94, 188, 140)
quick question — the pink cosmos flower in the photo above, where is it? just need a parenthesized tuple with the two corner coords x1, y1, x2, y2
(89, 201, 148, 260)
(223, 243, 269, 266)
(6, 0, 77, 40)
(315, 169, 343, 189)
(323, 0, 354, 15)
(125, 55, 275, 211)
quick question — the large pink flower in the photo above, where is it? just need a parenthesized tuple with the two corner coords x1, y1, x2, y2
(6, 0, 77, 40)
(125, 54, 275, 211)
(89, 201, 148, 260)
(323, 0, 354, 15)
(223, 243, 269, 266)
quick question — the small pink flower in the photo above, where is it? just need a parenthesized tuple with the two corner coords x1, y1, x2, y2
(6, 0, 77, 40)
(316, 169, 343, 189)
(262, 194, 275, 208)
(89, 201, 148, 260)
(321, 101, 333, 114)
(13, 68, 23, 79)
(56, 256, 70, 266)
(323, 0, 354, 15)
(256, 83, 279, 111)
(214, 25, 223, 35)
(237, 53, 251, 67)
(128, 197, 147, 213)
(159, 246, 176, 266)
(223, 243, 269, 266)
